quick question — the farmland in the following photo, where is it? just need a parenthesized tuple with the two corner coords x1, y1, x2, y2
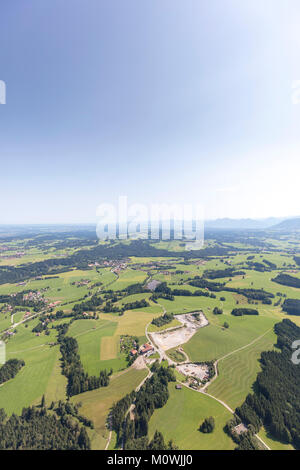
(0, 228, 300, 450)
(71, 367, 148, 450)
(148, 383, 235, 450)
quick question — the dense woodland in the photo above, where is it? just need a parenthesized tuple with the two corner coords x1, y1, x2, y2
(231, 308, 259, 317)
(235, 319, 300, 449)
(272, 273, 300, 289)
(0, 403, 91, 450)
(57, 324, 110, 397)
(203, 268, 245, 279)
(111, 364, 177, 450)
(189, 277, 274, 303)
(151, 312, 174, 328)
(282, 298, 300, 316)
(0, 359, 25, 385)
(0, 240, 230, 285)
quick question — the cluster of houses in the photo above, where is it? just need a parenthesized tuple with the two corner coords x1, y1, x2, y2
(81, 311, 93, 317)
(3, 304, 13, 313)
(23, 311, 31, 320)
(23, 291, 44, 303)
(47, 300, 61, 309)
(88, 262, 101, 267)
(99, 260, 128, 274)
(111, 262, 128, 275)
(1, 251, 25, 260)
(130, 342, 155, 358)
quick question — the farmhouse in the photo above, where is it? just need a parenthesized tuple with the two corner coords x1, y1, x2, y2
(139, 343, 154, 356)
(233, 423, 248, 435)
(130, 349, 138, 356)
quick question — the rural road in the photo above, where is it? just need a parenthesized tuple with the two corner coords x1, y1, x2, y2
(2, 308, 49, 335)
(145, 315, 271, 451)
(105, 360, 153, 451)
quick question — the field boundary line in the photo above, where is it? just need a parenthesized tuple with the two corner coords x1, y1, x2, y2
(179, 381, 271, 450)
(202, 327, 274, 392)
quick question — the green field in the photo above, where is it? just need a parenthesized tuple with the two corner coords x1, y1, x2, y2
(0, 344, 61, 415)
(72, 367, 148, 450)
(109, 269, 148, 291)
(183, 314, 277, 363)
(149, 383, 235, 450)
(0, 319, 65, 415)
(207, 328, 277, 409)
(1, 233, 300, 450)
(68, 318, 128, 374)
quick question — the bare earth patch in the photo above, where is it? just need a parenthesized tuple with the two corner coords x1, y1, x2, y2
(132, 356, 148, 370)
(177, 363, 209, 381)
(150, 313, 208, 351)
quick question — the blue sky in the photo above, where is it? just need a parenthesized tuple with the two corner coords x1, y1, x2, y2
(0, 0, 300, 223)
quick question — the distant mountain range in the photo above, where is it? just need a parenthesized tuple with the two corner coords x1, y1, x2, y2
(205, 217, 288, 230)
(270, 218, 300, 231)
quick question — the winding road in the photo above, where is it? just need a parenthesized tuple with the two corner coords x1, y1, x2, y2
(145, 316, 271, 450)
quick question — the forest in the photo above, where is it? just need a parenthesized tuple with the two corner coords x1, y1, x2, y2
(0, 403, 90, 450)
(58, 324, 110, 397)
(282, 298, 300, 316)
(0, 359, 25, 385)
(272, 273, 300, 289)
(235, 319, 300, 448)
(111, 364, 177, 450)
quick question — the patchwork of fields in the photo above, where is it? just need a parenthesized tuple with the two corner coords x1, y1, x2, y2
(1, 233, 300, 450)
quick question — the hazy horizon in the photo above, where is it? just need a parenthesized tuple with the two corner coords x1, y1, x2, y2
(0, 214, 298, 227)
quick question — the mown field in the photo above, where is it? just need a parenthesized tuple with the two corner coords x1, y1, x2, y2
(67, 318, 128, 374)
(148, 383, 235, 450)
(109, 269, 148, 291)
(207, 328, 277, 409)
(183, 314, 277, 363)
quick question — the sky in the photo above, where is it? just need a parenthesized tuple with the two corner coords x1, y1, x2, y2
(0, 0, 300, 224)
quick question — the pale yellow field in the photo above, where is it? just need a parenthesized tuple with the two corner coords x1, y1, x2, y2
(100, 335, 118, 360)
(104, 310, 162, 336)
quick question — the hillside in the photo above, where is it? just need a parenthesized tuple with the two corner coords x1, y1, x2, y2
(205, 217, 286, 230)
(270, 218, 300, 231)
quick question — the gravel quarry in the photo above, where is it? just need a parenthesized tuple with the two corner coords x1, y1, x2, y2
(150, 312, 208, 351)
(177, 363, 209, 381)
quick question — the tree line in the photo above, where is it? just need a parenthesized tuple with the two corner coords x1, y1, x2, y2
(111, 364, 177, 450)
(0, 403, 90, 450)
(56, 323, 111, 397)
(235, 319, 300, 448)
(0, 359, 25, 385)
